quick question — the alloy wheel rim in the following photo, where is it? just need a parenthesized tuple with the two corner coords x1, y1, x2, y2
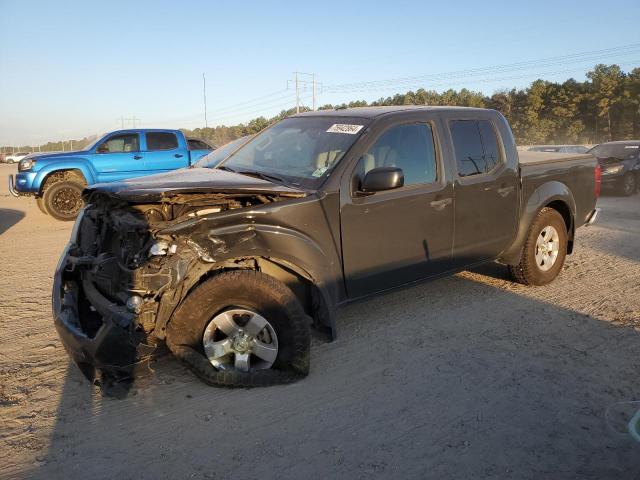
(202, 308, 278, 372)
(535, 225, 560, 272)
(624, 176, 635, 194)
(52, 187, 81, 215)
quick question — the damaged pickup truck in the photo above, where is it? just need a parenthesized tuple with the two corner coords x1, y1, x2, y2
(53, 106, 601, 390)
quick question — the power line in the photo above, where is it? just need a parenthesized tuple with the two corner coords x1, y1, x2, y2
(322, 42, 640, 93)
(206, 94, 302, 121)
(116, 116, 141, 128)
(318, 59, 640, 96)
(207, 89, 290, 115)
(204, 95, 314, 124)
(288, 72, 320, 112)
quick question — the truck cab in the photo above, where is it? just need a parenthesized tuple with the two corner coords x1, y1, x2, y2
(8, 128, 213, 220)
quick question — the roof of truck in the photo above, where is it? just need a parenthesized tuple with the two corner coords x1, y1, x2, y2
(295, 105, 494, 119)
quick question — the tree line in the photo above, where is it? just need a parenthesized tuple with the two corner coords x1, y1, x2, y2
(3, 64, 639, 153)
(185, 64, 640, 147)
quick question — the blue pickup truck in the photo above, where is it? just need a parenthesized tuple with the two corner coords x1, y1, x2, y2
(8, 129, 213, 220)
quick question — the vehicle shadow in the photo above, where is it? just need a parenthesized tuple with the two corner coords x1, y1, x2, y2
(0, 208, 25, 234)
(25, 271, 640, 479)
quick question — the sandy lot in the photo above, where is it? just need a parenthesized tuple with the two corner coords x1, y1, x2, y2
(0, 162, 638, 479)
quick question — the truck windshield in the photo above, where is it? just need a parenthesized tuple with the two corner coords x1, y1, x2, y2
(82, 134, 106, 151)
(195, 136, 253, 168)
(219, 116, 369, 189)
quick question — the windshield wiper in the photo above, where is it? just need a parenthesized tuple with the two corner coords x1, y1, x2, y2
(235, 169, 288, 185)
(216, 165, 236, 173)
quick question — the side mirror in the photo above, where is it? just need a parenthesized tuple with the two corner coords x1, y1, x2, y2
(361, 167, 404, 192)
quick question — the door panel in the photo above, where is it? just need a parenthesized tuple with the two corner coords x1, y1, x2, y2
(91, 133, 145, 182)
(341, 185, 454, 297)
(340, 121, 454, 298)
(142, 132, 189, 172)
(449, 120, 519, 264)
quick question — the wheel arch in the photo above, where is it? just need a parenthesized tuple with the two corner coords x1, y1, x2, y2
(500, 181, 576, 265)
(157, 254, 337, 342)
(35, 165, 93, 195)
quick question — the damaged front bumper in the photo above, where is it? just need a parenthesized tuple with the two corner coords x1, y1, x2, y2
(52, 215, 151, 383)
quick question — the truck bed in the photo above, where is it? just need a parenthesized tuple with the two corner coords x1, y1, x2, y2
(518, 150, 597, 229)
(518, 150, 593, 165)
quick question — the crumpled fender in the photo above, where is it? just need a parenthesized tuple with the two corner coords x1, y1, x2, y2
(158, 216, 341, 338)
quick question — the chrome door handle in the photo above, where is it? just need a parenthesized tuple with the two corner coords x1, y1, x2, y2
(497, 186, 514, 197)
(430, 198, 452, 210)
(133, 155, 143, 160)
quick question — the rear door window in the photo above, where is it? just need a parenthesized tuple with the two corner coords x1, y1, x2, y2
(450, 120, 502, 177)
(146, 132, 179, 151)
(477, 120, 501, 171)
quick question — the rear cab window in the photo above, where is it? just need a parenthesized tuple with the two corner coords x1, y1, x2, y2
(188, 139, 212, 150)
(146, 132, 179, 151)
(449, 119, 503, 177)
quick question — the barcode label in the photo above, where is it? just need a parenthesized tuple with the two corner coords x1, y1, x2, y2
(326, 124, 364, 134)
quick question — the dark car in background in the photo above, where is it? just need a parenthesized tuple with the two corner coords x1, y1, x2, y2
(528, 145, 590, 154)
(588, 141, 640, 195)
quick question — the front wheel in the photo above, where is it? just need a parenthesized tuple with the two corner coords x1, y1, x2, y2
(166, 270, 311, 387)
(621, 173, 636, 196)
(508, 208, 568, 286)
(42, 181, 84, 221)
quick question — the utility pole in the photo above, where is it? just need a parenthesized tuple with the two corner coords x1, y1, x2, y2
(289, 72, 320, 113)
(312, 73, 316, 111)
(203, 72, 208, 128)
(118, 116, 139, 128)
(70, 140, 74, 150)
(295, 72, 300, 114)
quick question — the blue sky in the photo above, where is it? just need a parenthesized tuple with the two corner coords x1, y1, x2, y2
(1, 0, 639, 145)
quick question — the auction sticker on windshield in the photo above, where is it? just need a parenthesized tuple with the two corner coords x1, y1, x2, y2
(326, 124, 364, 134)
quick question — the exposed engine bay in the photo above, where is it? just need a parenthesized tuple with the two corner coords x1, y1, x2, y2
(64, 190, 301, 344)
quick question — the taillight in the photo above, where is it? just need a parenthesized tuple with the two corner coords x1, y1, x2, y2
(594, 164, 602, 199)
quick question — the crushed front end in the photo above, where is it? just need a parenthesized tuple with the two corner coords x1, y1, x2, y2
(52, 188, 299, 391)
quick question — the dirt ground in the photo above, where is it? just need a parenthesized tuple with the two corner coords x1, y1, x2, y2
(0, 162, 638, 479)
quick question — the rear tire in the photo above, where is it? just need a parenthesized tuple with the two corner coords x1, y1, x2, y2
(166, 270, 311, 387)
(42, 181, 84, 221)
(508, 208, 568, 286)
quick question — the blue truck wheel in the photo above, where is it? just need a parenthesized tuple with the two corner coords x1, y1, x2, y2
(43, 181, 84, 221)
